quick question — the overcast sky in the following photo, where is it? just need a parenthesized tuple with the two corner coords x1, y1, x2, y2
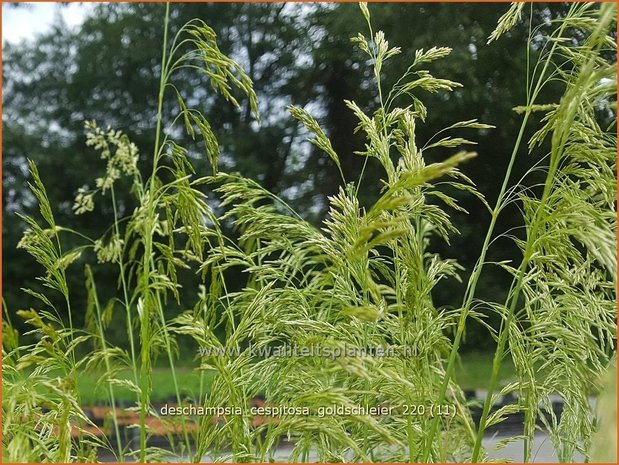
(2, 2, 88, 45)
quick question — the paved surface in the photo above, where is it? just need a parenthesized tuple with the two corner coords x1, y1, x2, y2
(484, 433, 584, 462)
(195, 432, 580, 463)
(98, 432, 583, 462)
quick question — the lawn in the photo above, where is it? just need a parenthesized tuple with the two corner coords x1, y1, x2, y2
(454, 352, 516, 391)
(76, 353, 513, 405)
(77, 368, 215, 405)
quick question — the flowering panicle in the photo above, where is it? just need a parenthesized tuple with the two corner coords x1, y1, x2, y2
(73, 121, 139, 215)
(93, 233, 124, 264)
(73, 187, 95, 214)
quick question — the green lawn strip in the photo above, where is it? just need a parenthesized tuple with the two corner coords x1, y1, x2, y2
(78, 353, 599, 405)
(454, 352, 516, 391)
(78, 368, 214, 405)
(454, 352, 602, 396)
(76, 354, 510, 405)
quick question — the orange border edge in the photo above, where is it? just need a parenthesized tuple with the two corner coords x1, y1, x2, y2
(0, 1, 617, 465)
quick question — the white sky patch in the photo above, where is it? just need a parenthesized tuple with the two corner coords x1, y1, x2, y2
(2, 2, 89, 45)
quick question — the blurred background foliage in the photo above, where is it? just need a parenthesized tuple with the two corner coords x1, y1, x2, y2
(3, 2, 576, 353)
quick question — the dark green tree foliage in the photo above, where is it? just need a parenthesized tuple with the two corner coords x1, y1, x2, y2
(307, 3, 577, 349)
(3, 2, 574, 350)
(3, 3, 314, 342)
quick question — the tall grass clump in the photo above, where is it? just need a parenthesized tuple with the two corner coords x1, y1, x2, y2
(3, 2, 616, 463)
(4, 3, 257, 461)
(424, 2, 617, 462)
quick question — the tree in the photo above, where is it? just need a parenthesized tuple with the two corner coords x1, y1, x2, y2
(3, 2, 577, 351)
